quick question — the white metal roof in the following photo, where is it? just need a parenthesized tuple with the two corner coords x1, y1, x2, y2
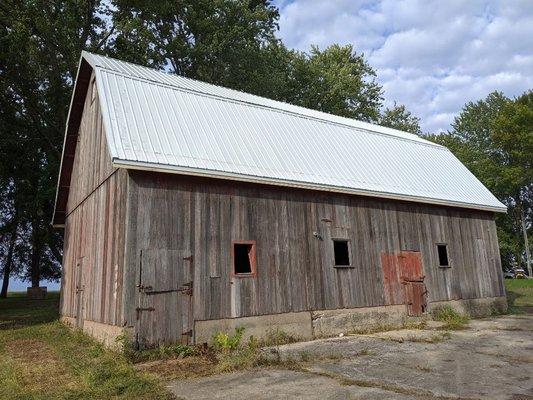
(83, 51, 506, 213)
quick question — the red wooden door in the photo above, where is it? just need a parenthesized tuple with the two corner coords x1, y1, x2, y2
(405, 282, 427, 316)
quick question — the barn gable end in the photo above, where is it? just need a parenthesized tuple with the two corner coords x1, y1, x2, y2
(59, 69, 128, 341)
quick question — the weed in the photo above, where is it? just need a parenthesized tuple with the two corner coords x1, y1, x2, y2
(406, 331, 450, 343)
(298, 351, 311, 362)
(213, 326, 245, 352)
(262, 328, 300, 347)
(432, 306, 469, 330)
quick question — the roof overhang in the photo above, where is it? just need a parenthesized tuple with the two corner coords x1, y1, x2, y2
(112, 158, 508, 214)
(52, 56, 94, 227)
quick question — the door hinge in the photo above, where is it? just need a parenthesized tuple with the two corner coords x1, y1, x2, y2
(178, 281, 193, 296)
(135, 307, 155, 319)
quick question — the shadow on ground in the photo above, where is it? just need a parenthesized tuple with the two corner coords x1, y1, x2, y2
(0, 292, 60, 330)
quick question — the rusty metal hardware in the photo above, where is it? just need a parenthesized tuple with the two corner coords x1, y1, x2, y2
(140, 282, 193, 296)
(182, 329, 193, 337)
(137, 284, 153, 292)
(183, 255, 193, 262)
(135, 306, 155, 319)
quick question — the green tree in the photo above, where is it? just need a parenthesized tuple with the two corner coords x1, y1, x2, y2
(284, 44, 383, 122)
(379, 103, 422, 135)
(109, 0, 289, 98)
(0, 0, 110, 291)
(429, 91, 533, 272)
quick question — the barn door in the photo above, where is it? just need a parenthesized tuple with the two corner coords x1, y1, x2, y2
(136, 249, 193, 348)
(75, 257, 85, 329)
(399, 252, 427, 316)
(381, 251, 427, 316)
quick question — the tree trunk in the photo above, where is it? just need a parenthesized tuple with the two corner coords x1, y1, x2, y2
(0, 221, 18, 298)
(522, 211, 532, 278)
(30, 220, 42, 288)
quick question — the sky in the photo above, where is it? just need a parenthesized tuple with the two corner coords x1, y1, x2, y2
(272, 0, 533, 133)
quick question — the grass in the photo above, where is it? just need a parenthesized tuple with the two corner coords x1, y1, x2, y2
(0, 292, 172, 399)
(432, 305, 469, 330)
(505, 279, 533, 314)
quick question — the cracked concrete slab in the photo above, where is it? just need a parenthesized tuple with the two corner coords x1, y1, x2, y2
(168, 314, 533, 400)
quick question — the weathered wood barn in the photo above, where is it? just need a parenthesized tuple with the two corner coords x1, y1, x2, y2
(53, 52, 507, 348)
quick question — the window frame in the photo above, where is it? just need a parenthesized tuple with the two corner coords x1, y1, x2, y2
(332, 238, 353, 268)
(436, 243, 450, 268)
(232, 240, 257, 277)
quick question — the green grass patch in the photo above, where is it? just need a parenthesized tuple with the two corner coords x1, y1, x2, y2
(432, 305, 469, 330)
(505, 279, 533, 314)
(0, 292, 172, 399)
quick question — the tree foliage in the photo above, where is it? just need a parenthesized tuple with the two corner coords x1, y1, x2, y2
(378, 102, 422, 135)
(283, 44, 383, 122)
(429, 91, 533, 271)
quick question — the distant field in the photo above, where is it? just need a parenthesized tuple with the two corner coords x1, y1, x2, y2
(505, 279, 533, 313)
(0, 292, 171, 399)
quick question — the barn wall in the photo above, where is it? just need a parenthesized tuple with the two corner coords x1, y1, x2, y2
(65, 72, 115, 215)
(60, 78, 127, 327)
(123, 171, 505, 326)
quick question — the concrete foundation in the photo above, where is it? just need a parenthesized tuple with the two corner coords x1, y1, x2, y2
(61, 316, 129, 349)
(194, 296, 508, 344)
(311, 304, 408, 337)
(195, 311, 313, 344)
(428, 296, 508, 317)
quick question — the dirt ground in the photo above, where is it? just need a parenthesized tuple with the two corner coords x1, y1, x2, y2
(168, 314, 533, 400)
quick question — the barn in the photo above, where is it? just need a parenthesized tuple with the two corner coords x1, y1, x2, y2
(53, 52, 507, 348)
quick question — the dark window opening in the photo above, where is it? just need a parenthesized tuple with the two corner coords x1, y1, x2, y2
(233, 242, 255, 275)
(333, 240, 350, 266)
(437, 244, 449, 267)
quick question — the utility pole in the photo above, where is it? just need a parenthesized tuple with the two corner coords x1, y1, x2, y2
(522, 211, 532, 278)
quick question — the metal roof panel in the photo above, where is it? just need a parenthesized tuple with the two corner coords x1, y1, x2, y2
(84, 52, 506, 213)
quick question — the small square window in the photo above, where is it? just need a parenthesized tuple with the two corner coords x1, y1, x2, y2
(437, 244, 449, 267)
(333, 239, 351, 267)
(233, 242, 256, 276)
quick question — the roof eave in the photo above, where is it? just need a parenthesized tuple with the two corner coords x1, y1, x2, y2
(51, 55, 94, 226)
(112, 158, 507, 214)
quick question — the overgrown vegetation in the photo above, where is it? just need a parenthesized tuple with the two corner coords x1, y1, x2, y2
(118, 333, 198, 364)
(0, 292, 172, 399)
(505, 279, 533, 314)
(432, 306, 469, 330)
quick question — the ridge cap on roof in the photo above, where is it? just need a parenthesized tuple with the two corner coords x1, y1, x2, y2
(82, 51, 439, 148)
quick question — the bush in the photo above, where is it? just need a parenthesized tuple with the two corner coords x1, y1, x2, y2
(432, 306, 469, 330)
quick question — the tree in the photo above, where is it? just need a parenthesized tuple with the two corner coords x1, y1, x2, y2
(108, 0, 289, 98)
(283, 44, 383, 122)
(379, 103, 422, 135)
(429, 91, 533, 272)
(0, 0, 109, 290)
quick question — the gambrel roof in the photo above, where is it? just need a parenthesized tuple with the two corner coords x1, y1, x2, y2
(53, 51, 506, 226)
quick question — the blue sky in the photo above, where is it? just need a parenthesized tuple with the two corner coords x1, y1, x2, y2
(273, 0, 533, 133)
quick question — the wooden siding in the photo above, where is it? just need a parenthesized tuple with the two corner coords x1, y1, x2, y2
(59, 80, 127, 327)
(65, 73, 114, 215)
(123, 172, 505, 326)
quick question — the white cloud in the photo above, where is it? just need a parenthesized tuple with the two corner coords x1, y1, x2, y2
(273, 0, 533, 133)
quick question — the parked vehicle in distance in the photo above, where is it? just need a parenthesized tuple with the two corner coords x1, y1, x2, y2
(514, 268, 527, 279)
